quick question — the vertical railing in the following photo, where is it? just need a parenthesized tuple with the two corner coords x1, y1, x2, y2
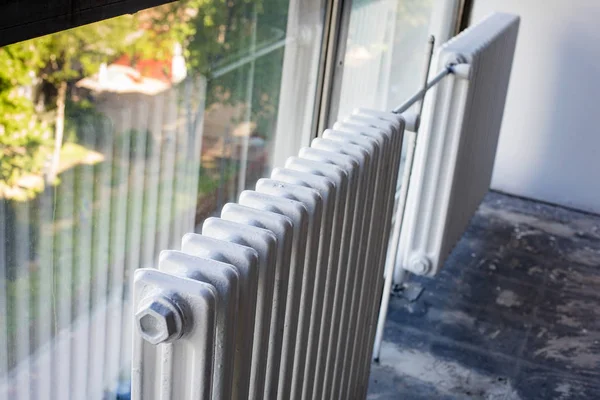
(54, 164, 74, 400)
(0, 201, 7, 389)
(105, 105, 133, 393)
(13, 200, 32, 400)
(119, 95, 151, 388)
(155, 89, 177, 256)
(139, 92, 166, 270)
(71, 119, 96, 400)
(33, 178, 54, 400)
(90, 116, 114, 399)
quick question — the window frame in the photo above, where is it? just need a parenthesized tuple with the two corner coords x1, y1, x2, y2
(319, 0, 468, 130)
(0, 0, 177, 47)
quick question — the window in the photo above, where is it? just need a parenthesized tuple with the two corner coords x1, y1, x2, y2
(0, 0, 326, 397)
(329, 0, 458, 123)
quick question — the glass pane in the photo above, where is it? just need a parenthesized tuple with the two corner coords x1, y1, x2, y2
(334, 0, 434, 119)
(0, 0, 325, 397)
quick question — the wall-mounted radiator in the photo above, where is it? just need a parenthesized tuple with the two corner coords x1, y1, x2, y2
(132, 109, 405, 400)
(395, 13, 520, 279)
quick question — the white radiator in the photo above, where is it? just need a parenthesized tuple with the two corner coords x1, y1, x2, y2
(395, 13, 520, 278)
(132, 109, 405, 400)
(132, 12, 521, 398)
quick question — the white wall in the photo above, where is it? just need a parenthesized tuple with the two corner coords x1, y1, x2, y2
(471, 0, 600, 214)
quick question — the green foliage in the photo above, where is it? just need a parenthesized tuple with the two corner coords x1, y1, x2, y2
(34, 15, 138, 86)
(197, 164, 236, 196)
(130, 0, 291, 139)
(132, 3, 198, 61)
(64, 98, 105, 144)
(183, 0, 289, 138)
(128, 128, 154, 160)
(0, 44, 49, 193)
(197, 170, 222, 196)
(0, 130, 47, 192)
(1, 0, 293, 195)
(0, 14, 142, 195)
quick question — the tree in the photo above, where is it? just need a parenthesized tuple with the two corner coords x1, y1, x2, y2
(0, 42, 49, 198)
(0, 0, 292, 195)
(185, 0, 290, 138)
(145, 0, 290, 138)
(31, 15, 139, 182)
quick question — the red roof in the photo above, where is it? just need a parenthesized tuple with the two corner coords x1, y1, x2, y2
(113, 54, 173, 83)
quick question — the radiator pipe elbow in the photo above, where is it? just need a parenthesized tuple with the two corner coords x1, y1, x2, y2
(451, 63, 472, 80)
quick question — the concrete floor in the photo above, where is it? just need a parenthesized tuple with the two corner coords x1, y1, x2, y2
(367, 191, 600, 399)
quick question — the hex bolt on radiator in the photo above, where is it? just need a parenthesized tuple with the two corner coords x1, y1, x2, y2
(135, 294, 186, 345)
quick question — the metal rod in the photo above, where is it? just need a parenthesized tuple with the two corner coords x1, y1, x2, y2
(392, 64, 453, 114)
(416, 36, 436, 119)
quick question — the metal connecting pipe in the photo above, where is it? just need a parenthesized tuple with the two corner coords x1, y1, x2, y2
(392, 64, 455, 114)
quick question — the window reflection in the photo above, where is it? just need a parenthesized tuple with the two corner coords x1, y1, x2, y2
(0, 0, 324, 397)
(335, 0, 433, 120)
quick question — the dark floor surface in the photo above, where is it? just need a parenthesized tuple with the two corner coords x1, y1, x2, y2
(367, 191, 600, 400)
